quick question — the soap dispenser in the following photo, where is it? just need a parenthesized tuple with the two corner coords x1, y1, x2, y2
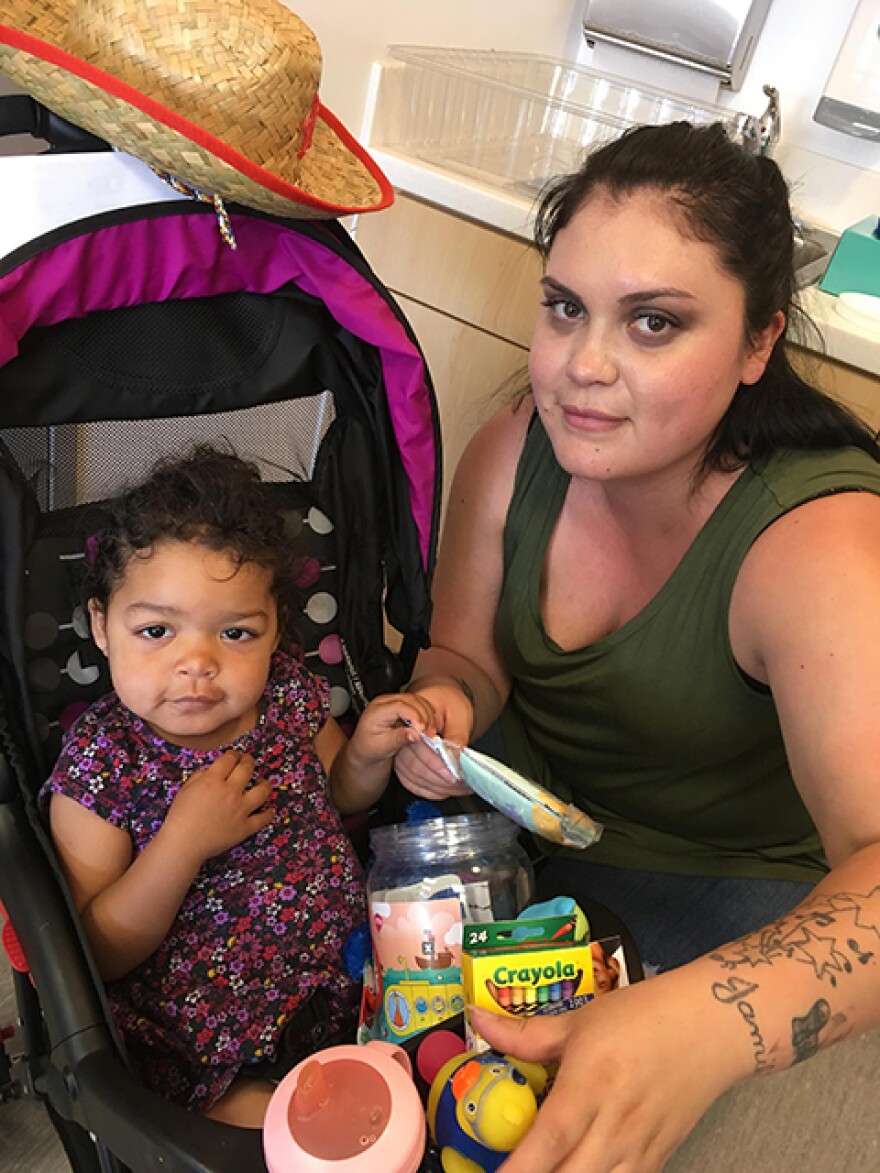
(813, 0, 880, 141)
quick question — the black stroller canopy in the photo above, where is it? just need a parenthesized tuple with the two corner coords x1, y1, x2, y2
(0, 201, 439, 573)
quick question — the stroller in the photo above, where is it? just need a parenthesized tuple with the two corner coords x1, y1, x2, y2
(0, 98, 442, 1172)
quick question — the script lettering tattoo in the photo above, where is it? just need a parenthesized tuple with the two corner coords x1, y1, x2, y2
(711, 976, 759, 1004)
(738, 998, 773, 1072)
(711, 976, 774, 1073)
(709, 889, 880, 987)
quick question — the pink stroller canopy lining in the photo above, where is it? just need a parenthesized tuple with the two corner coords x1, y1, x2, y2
(0, 210, 436, 568)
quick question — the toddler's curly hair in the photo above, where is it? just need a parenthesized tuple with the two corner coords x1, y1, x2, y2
(84, 444, 298, 640)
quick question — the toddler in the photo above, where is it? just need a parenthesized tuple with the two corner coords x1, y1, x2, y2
(41, 445, 440, 1127)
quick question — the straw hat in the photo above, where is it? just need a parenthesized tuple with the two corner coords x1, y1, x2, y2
(0, 0, 393, 218)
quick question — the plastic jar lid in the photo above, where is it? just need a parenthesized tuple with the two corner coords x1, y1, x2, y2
(369, 811, 522, 864)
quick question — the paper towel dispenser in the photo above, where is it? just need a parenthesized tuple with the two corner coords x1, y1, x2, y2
(582, 0, 774, 90)
(813, 0, 879, 142)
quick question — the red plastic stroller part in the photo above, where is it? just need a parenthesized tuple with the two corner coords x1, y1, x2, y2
(0, 903, 28, 973)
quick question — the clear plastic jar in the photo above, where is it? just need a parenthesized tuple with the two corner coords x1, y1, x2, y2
(364, 813, 534, 1043)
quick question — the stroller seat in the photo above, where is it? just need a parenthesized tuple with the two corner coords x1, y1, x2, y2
(0, 150, 441, 1173)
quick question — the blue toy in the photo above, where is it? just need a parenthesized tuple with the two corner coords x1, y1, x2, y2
(512, 897, 589, 943)
(426, 1049, 548, 1173)
(342, 920, 371, 981)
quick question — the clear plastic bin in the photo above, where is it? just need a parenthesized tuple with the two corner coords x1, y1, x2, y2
(371, 47, 762, 199)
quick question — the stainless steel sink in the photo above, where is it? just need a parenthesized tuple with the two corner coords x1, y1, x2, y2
(793, 226, 835, 289)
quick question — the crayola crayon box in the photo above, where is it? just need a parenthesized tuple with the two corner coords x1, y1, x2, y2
(462, 913, 594, 1050)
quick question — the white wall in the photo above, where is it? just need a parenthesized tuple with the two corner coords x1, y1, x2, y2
(291, 0, 879, 235)
(291, 1, 585, 128)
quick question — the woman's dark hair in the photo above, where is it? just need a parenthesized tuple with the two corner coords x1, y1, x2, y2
(84, 444, 298, 639)
(535, 121, 879, 475)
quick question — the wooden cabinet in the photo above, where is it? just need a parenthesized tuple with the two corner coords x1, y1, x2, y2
(790, 346, 880, 430)
(355, 194, 541, 508)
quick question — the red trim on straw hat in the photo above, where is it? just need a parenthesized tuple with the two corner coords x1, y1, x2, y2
(0, 21, 393, 215)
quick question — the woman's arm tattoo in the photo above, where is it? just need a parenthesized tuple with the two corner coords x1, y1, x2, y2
(707, 888, 879, 1073)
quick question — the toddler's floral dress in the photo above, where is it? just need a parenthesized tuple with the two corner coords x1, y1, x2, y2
(41, 650, 365, 1110)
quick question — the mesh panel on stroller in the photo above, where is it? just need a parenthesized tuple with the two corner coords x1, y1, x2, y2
(0, 186, 441, 1172)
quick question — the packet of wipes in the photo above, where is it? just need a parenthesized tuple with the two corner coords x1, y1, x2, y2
(402, 721, 603, 850)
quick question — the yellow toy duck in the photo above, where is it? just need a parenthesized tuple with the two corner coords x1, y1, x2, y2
(426, 1049, 548, 1173)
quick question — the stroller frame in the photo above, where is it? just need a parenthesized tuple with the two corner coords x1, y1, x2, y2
(0, 141, 442, 1171)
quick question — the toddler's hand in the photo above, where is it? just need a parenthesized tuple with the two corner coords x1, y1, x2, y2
(393, 683, 475, 801)
(354, 692, 472, 800)
(162, 750, 274, 864)
(351, 692, 439, 763)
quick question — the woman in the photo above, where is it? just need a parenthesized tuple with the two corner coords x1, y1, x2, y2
(395, 122, 880, 1170)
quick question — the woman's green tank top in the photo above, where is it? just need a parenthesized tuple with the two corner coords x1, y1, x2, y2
(496, 418, 880, 882)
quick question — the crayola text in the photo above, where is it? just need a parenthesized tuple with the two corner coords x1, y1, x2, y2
(493, 961, 579, 986)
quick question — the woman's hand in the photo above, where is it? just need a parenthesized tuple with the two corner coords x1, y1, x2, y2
(163, 750, 273, 864)
(393, 679, 475, 800)
(469, 965, 746, 1173)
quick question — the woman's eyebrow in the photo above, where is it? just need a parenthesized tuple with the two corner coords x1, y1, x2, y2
(541, 276, 695, 306)
(618, 287, 696, 306)
(540, 276, 582, 301)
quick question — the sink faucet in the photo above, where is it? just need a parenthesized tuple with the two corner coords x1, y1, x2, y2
(757, 85, 781, 156)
